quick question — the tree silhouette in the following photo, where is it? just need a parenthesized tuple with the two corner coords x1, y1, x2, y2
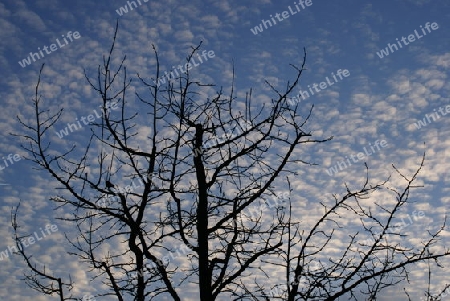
(13, 22, 450, 301)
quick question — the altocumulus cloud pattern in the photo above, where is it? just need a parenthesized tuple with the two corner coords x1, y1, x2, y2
(1, 0, 450, 300)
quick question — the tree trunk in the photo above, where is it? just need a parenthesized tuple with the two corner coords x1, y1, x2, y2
(194, 124, 212, 300)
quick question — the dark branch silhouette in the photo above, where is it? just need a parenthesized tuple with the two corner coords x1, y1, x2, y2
(12, 22, 450, 301)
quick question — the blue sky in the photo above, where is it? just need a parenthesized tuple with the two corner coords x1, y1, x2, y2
(0, 0, 449, 300)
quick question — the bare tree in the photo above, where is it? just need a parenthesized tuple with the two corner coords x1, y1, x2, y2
(11, 203, 74, 301)
(13, 22, 450, 301)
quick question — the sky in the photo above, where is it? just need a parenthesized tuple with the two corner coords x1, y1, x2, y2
(0, 0, 449, 300)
